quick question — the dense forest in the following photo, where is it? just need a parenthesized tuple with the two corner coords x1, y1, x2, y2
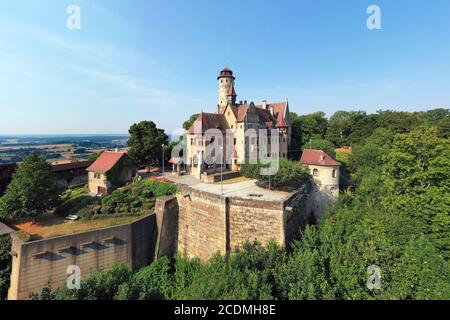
(18, 109, 450, 300)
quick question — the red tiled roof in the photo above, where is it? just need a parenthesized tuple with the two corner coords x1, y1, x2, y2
(86, 151, 126, 173)
(300, 149, 341, 166)
(228, 83, 237, 96)
(188, 112, 229, 134)
(335, 147, 353, 154)
(255, 101, 289, 128)
(230, 101, 289, 129)
(255, 107, 276, 128)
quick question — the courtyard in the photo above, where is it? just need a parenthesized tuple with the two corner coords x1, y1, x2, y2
(162, 173, 292, 201)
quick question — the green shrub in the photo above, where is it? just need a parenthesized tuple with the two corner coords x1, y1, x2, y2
(98, 180, 176, 216)
(0, 235, 12, 300)
(54, 195, 100, 219)
(241, 158, 311, 192)
(143, 180, 177, 197)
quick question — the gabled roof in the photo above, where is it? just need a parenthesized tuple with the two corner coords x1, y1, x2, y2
(0, 222, 14, 236)
(300, 149, 341, 166)
(52, 160, 94, 173)
(227, 101, 289, 129)
(188, 112, 230, 134)
(86, 151, 126, 173)
(255, 101, 289, 128)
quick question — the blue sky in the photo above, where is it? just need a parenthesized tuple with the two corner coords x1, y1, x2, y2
(1, 0, 449, 135)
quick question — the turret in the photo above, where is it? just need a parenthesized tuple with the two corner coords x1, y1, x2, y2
(217, 68, 236, 113)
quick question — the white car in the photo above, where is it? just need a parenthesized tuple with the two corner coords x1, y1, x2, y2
(65, 214, 79, 221)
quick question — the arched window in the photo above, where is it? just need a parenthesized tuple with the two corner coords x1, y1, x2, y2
(313, 169, 319, 177)
(332, 169, 336, 178)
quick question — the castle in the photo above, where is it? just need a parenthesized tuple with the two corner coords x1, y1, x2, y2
(185, 68, 292, 178)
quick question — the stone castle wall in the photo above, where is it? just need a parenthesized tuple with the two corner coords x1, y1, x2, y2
(8, 215, 155, 300)
(157, 183, 313, 261)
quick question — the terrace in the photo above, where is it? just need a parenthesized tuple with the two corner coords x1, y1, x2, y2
(162, 173, 292, 201)
(8, 213, 140, 241)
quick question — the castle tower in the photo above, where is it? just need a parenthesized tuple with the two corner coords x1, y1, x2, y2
(217, 68, 236, 113)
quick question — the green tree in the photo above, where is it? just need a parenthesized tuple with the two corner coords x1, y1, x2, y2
(298, 112, 328, 144)
(423, 108, 450, 138)
(376, 110, 425, 135)
(386, 236, 450, 299)
(301, 136, 336, 158)
(381, 127, 450, 257)
(240, 158, 311, 191)
(116, 257, 172, 300)
(327, 111, 377, 147)
(127, 121, 169, 167)
(0, 235, 12, 300)
(0, 153, 62, 221)
(289, 112, 303, 160)
(183, 113, 200, 130)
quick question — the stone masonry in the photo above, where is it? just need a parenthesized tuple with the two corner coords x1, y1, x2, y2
(155, 182, 313, 261)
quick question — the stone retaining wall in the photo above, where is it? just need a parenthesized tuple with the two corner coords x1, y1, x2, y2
(157, 183, 313, 261)
(8, 214, 155, 300)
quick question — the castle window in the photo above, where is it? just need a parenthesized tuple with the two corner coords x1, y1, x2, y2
(332, 169, 336, 178)
(190, 138, 193, 145)
(313, 169, 319, 177)
(234, 138, 237, 145)
(228, 111, 230, 116)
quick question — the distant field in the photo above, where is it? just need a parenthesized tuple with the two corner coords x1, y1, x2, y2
(0, 135, 128, 163)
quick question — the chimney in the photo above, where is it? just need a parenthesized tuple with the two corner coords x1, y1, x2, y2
(262, 100, 267, 109)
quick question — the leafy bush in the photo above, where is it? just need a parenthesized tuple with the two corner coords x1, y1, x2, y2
(241, 158, 311, 191)
(143, 180, 177, 197)
(54, 180, 176, 219)
(0, 235, 12, 300)
(99, 180, 176, 216)
(54, 195, 100, 220)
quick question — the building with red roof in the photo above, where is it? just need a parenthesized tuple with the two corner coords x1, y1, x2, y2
(185, 68, 291, 180)
(300, 149, 341, 217)
(86, 151, 137, 195)
(300, 149, 341, 167)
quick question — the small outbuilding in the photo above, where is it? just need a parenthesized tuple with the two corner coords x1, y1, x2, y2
(86, 151, 137, 196)
(300, 149, 341, 218)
